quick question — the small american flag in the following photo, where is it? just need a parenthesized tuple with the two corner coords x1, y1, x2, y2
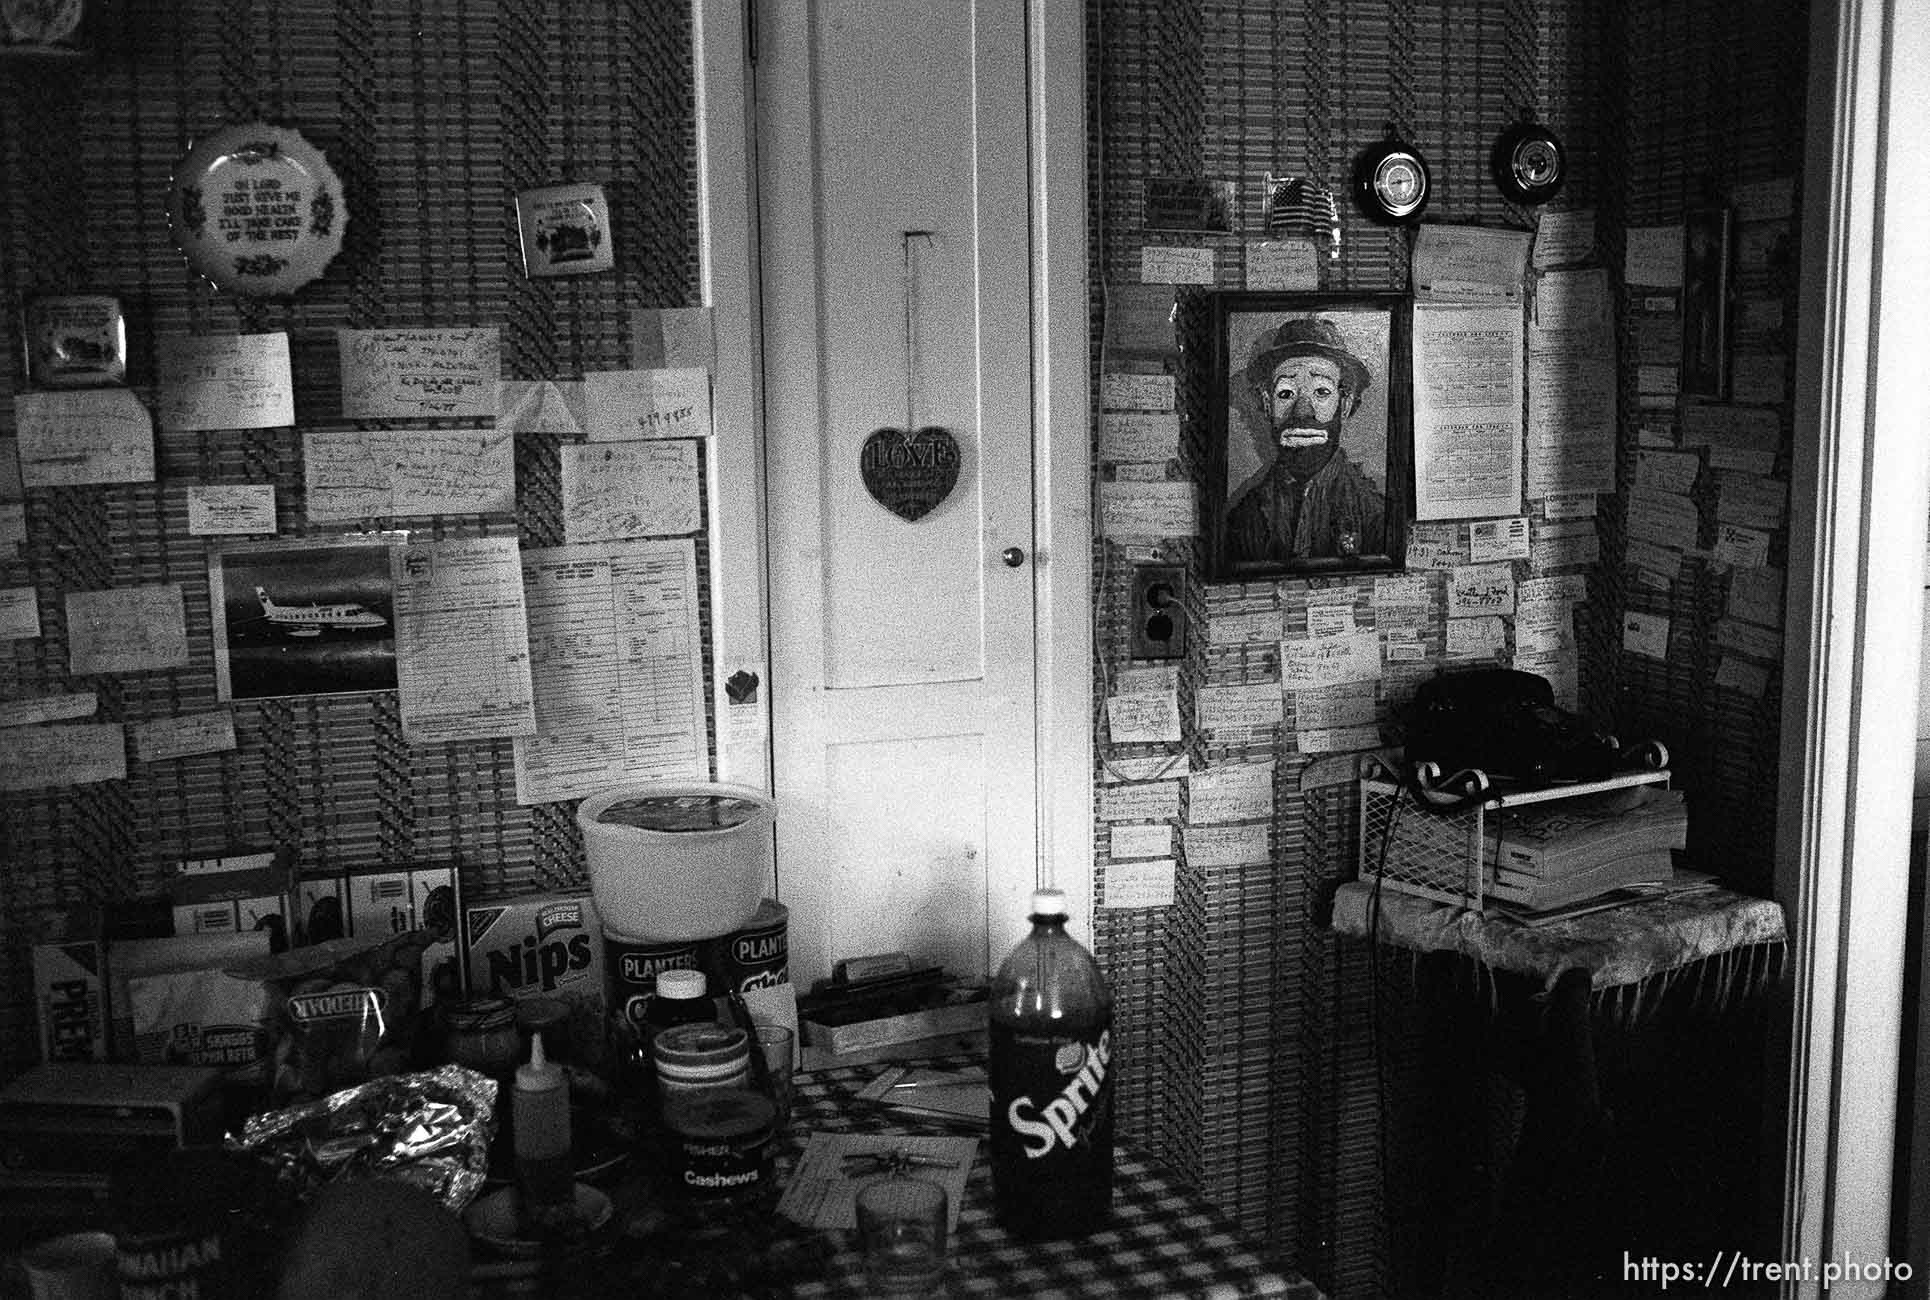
(1264, 175, 1341, 254)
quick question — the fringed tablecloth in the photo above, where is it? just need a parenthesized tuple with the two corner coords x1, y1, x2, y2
(1329, 881, 1787, 1011)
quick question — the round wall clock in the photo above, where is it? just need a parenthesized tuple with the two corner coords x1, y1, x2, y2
(166, 123, 347, 297)
(1353, 132, 1431, 224)
(1492, 118, 1567, 205)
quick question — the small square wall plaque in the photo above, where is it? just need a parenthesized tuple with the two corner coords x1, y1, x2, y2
(515, 182, 614, 277)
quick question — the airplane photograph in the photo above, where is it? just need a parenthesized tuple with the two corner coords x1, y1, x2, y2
(209, 538, 399, 701)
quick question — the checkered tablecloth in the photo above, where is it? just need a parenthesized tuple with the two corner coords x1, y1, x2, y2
(781, 1056, 1324, 1300)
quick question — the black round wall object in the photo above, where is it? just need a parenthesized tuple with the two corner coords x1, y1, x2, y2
(1491, 119, 1567, 205)
(1353, 132, 1432, 224)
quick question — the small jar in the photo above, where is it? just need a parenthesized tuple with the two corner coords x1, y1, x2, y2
(444, 996, 520, 1079)
(653, 1023, 751, 1117)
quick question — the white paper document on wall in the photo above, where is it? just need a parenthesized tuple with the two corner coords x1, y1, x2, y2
(561, 440, 701, 542)
(391, 537, 537, 743)
(1525, 269, 1616, 497)
(14, 389, 156, 487)
(338, 328, 500, 419)
(1412, 304, 1524, 520)
(0, 722, 126, 791)
(1411, 224, 1532, 304)
(513, 538, 709, 805)
(305, 427, 514, 521)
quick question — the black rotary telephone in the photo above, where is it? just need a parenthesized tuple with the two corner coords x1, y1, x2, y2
(1399, 668, 1622, 789)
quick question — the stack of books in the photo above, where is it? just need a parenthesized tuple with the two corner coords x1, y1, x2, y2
(1483, 785, 1689, 916)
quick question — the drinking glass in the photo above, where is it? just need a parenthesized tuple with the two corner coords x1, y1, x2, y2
(856, 1176, 948, 1295)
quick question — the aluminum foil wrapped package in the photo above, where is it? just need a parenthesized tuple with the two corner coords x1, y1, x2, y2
(228, 1064, 497, 1213)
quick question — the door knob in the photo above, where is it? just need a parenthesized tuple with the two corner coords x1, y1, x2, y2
(1001, 547, 1026, 567)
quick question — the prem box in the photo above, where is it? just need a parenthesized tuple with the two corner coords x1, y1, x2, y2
(34, 938, 108, 1063)
(0, 1064, 225, 1177)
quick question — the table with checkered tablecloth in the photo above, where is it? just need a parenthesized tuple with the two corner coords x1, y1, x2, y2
(781, 1054, 1325, 1300)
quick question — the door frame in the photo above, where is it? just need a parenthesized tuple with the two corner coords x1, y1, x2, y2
(691, 0, 1096, 937)
(1778, 0, 1930, 1291)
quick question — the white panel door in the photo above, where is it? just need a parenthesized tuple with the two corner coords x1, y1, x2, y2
(756, 0, 1039, 987)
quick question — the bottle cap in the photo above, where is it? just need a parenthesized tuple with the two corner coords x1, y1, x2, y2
(1029, 888, 1070, 918)
(515, 1030, 565, 1094)
(657, 968, 708, 1000)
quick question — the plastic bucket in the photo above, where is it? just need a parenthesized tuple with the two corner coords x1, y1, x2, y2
(576, 782, 775, 942)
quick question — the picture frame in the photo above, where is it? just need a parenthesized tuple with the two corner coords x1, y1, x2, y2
(1680, 205, 1732, 399)
(208, 536, 400, 702)
(1207, 291, 1411, 580)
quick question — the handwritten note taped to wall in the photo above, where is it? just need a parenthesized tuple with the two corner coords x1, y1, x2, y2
(65, 585, 190, 675)
(14, 389, 155, 488)
(584, 367, 712, 441)
(1280, 630, 1381, 691)
(156, 333, 295, 431)
(305, 427, 514, 521)
(338, 328, 500, 419)
(0, 722, 126, 791)
(562, 440, 701, 542)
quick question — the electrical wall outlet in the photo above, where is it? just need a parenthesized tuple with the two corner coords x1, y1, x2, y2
(1129, 564, 1186, 659)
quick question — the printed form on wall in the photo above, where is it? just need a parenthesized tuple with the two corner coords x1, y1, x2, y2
(513, 538, 709, 805)
(1412, 304, 1524, 520)
(390, 537, 537, 744)
(1526, 269, 1616, 498)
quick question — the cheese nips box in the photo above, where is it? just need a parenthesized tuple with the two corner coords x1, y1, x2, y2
(463, 893, 606, 1064)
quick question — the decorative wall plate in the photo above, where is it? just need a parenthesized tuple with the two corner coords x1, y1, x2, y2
(166, 123, 347, 297)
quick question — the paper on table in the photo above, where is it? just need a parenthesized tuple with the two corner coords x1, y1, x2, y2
(1412, 224, 1532, 303)
(1280, 629, 1381, 690)
(1186, 761, 1274, 824)
(512, 539, 709, 804)
(305, 427, 514, 521)
(1100, 857, 1175, 908)
(66, 585, 189, 675)
(630, 306, 716, 371)
(1412, 304, 1524, 520)
(15, 389, 155, 487)
(855, 1065, 988, 1126)
(497, 380, 585, 434)
(1, 587, 39, 640)
(562, 440, 700, 542)
(779, 1132, 978, 1233)
(0, 722, 125, 791)
(0, 692, 96, 727)
(1107, 689, 1181, 744)
(584, 367, 712, 441)
(156, 333, 295, 431)
(338, 328, 500, 419)
(188, 485, 277, 536)
(390, 538, 537, 743)
(1140, 245, 1215, 285)
(133, 712, 238, 762)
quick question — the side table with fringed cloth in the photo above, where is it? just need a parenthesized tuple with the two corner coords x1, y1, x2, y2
(1327, 882, 1787, 1291)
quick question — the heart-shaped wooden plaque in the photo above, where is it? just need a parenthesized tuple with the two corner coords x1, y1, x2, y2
(860, 425, 961, 522)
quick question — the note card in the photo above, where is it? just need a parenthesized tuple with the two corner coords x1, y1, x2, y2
(0, 722, 126, 791)
(156, 333, 295, 431)
(188, 485, 278, 536)
(65, 585, 189, 675)
(15, 389, 155, 488)
(562, 440, 701, 542)
(1, 586, 40, 639)
(305, 427, 514, 521)
(1099, 858, 1176, 909)
(133, 712, 239, 762)
(584, 367, 713, 441)
(338, 328, 500, 419)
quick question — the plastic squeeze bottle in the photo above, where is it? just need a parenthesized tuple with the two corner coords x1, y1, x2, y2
(514, 1030, 573, 1213)
(988, 887, 1116, 1239)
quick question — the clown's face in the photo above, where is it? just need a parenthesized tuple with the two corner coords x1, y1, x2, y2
(1263, 354, 1345, 478)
